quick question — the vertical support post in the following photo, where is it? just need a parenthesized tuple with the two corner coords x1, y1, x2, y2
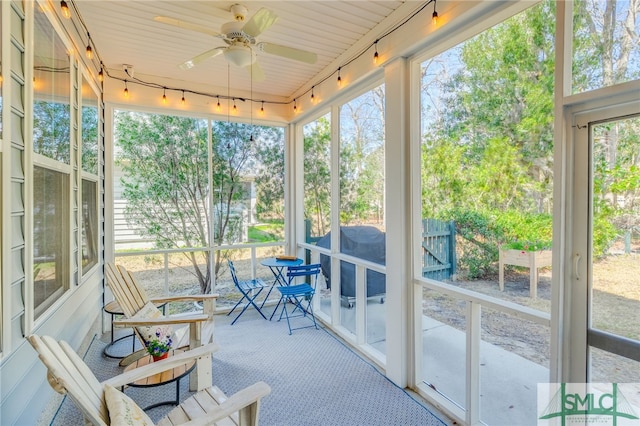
(499, 249, 505, 291)
(355, 264, 366, 345)
(164, 252, 169, 296)
(529, 251, 538, 298)
(466, 301, 481, 425)
(449, 220, 457, 279)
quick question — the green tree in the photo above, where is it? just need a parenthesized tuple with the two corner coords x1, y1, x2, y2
(116, 112, 212, 291)
(421, 1, 556, 278)
(253, 126, 286, 221)
(303, 116, 332, 237)
(115, 112, 282, 292)
(33, 101, 70, 163)
(339, 86, 385, 225)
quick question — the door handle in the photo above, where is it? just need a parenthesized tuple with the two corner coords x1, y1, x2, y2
(574, 253, 581, 280)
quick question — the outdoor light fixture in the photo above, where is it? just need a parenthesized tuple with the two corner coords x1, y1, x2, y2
(432, 0, 438, 25)
(86, 37, 93, 60)
(374, 41, 379, 64)
(60, 0, 70, 18)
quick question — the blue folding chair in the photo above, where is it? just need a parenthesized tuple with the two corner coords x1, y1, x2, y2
(227, 260, 271, 325)
(271, 263, 321, 335)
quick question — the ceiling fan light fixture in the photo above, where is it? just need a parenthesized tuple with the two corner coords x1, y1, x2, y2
(224, 44, 256, 68)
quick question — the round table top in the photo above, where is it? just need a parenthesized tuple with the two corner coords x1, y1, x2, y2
(260, 257, 303, 267)
(103, 299, 167, 315)
(124, 349, 196, 387)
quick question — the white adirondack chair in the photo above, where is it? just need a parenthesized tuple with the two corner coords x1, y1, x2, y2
(28, 335, 270, 426)
(105, 262, 218, 391)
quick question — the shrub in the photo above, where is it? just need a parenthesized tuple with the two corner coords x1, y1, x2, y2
(447, 208, 552, 279)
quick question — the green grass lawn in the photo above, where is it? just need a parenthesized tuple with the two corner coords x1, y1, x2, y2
(248, 222, 284, 242)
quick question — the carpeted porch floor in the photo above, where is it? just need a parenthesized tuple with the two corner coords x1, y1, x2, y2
(49, 310, 449, 425)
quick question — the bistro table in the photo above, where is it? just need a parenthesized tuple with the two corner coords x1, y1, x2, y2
(261, 256, 303, 320)
(261, 256, 303, 288)
(123, 348, 196, 411)
(102, 300, 166, 359)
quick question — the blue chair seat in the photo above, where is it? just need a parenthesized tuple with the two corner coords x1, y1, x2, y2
(277, 283, 313, 297)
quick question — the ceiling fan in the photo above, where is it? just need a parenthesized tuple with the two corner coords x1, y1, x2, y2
(154, 3, 318, 81)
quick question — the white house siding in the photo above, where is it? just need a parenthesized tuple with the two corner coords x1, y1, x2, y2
(0, 2, 106, 424)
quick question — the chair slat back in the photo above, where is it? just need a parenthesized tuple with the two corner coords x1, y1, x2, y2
(105, 262, 149, 317)
(28, 335, 109, 426)
(228, 260, 240, 287)
(286, 264, 321, 288)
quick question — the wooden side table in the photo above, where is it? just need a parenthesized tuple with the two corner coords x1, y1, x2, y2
(123, 349, 196, 410)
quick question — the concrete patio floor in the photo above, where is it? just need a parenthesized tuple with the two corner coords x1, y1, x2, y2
(331, 298, 549, 426)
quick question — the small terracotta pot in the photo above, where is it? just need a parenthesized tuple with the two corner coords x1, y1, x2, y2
(152, 352, 169, 362)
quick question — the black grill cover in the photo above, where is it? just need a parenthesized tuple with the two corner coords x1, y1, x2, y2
(316, 226, 386, 299)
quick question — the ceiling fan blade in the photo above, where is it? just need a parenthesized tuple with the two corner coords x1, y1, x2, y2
(242, 8, 279, 38)
(245, 61, 265, 82)
(154, 16, 223, 38)
(179, 47, 225, 70)
(257, 42, 317, 64)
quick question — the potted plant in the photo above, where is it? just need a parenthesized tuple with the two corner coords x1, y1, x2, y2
(144, 326, 173, 361)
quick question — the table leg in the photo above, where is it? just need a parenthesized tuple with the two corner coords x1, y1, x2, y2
(103, 312, 137, 359)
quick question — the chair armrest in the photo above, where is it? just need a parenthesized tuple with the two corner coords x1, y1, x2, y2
(113, 314, 209, 328)
(101, 343, 219, 388)
(181, 382, 272, 426)
(149, 294, 219, 304)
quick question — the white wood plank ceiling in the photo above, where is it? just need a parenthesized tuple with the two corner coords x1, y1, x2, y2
(73, 1, 409, 102)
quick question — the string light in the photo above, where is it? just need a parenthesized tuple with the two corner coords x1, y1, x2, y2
(373, 41, 379, 64)
(162, 88, 167, 104)
(432, 0, 438, 25)
(55, 0, 438, 115)
(86, 35, 93, 60)
(293, 98, 297, 112)
(60, 0, 70, 18)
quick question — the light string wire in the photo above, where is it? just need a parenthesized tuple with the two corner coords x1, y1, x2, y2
(62, 0, 435, 109)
